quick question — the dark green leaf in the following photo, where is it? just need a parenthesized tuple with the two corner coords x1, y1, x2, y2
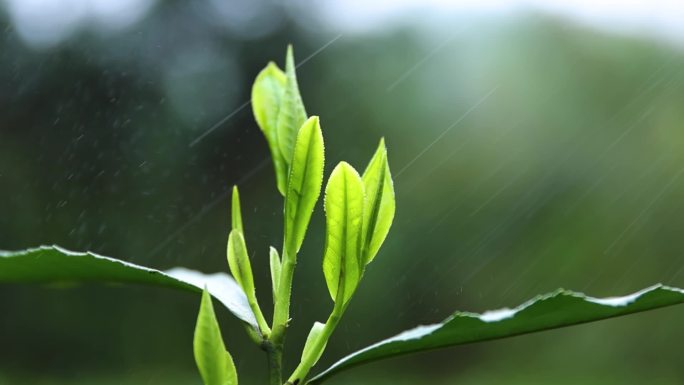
(194, 289, 238, 385)
(360, 138, 395, 265)
(0, 245, 258, 329)
(308, 284, 684, 384)
(322, 162, 364, 304)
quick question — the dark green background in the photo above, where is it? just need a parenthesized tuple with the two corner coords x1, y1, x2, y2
(2, 2, 684, 384)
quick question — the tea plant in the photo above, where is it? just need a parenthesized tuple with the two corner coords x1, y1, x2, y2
(1, 46, 684, 385)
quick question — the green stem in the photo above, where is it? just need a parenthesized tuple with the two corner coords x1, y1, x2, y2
(244, 323, 263, 345)
(286, 291, 348, 384)
(247, 295, 272, 338)
(266, 342, 283, 385)
(272, 247, 296, 340)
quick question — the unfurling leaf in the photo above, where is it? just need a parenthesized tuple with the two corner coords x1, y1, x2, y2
(231, 186, 244, 233)
(322, 162, 364, 304)
(361, 138, 395, 265)
(269, 246, 282, 298)
(301, 322, 327, 367)
(284, 116, 325, 254)
(227, 229, 254, 297)
(276, 45, 308, 165)
(251, 61, 288, 195)
(194, 289, 238, 385)
(227, 199, 271, 336)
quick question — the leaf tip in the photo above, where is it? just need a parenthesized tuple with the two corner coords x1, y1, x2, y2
(230, 186, 243, 232)
(232, 185, 240, 205)
(201, 285, 211, 300)
(286, 44, 295, 69)
(266, 60, 280, 71)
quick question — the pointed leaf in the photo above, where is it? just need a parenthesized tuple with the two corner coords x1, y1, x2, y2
(360, 138, 396, 265)
(231, 186, 244, 233)
(252, 61, 289, 195)
(269, 246, 282, 298)
(226, 229, 270, 336)
(227, 230, 255, 297)
(308, 285, 684, 384)
(301, 322, 327, 368)
(284, 116, 325, 254)
(0, 245, 258, 329)
(194, 289, 238, 385)
(276, 45, 308, 165)
(322, 162, 364, 304)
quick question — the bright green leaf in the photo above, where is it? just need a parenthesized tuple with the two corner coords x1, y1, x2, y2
(269, 246, 281, 298)
(0, 245, 258, 329)
(251, 61, 288, 195)
(284, 116, 325, 254)
(276, 45, 308, 165)
(226, 230, 270, 337)
(301, 322, 327, 368)
(308, 284, 684, 384)
(231, 186, 244, 233)
(194, 289, 238, 385)
(227, 229, 254, 297)
(360, 138, 396, 265)
(322, 162, 364, 304)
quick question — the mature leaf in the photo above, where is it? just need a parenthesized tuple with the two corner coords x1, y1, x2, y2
(227, 230, 254, 297)
(252, 61, 289, 195)
(276, 45, 308, 165)
(231, 186, 244, 233)
(194, 289, 238, 385)
(0, 245, 258, 329)
(301, 322, 327, 368)
(322, 162, 364, 304)
(284, 116, 325, 254)
(269, 246, 281, 298)
(308, 284, 684, 384)
(360, 138, 395, 265)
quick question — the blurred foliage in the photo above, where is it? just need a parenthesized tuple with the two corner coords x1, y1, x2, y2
(2, 1, 684, 384)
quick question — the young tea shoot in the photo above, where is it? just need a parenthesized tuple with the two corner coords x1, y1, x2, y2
(1, 46, 683, 385)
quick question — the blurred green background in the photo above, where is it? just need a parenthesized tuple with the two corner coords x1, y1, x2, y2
(2, 1, 684, 384)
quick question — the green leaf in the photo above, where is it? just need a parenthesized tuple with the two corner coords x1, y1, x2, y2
(322, 162, 365, 304)
(0, 245, 258, 329)
(308, 284, 684, 384)
(227, 228, 270, 337)
(360, 138, 396, 265)
(301, 322, 327, 368)
(252, 61, 289, 195)
(284, 116, 325, 254)
(231, 186, 244, 233)
(269, 246, 281, 298)
(194, 288, 238, 385)
(226, 229, 254, 297)
(276, 45, 308, 165)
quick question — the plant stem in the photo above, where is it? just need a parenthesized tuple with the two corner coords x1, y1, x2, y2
(244, 324, 263, 345)
(247, 295, 272, 338)
(266, 342, 283, 385)
(272, 247, 296, 339)
(286, 298, 346, 384)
